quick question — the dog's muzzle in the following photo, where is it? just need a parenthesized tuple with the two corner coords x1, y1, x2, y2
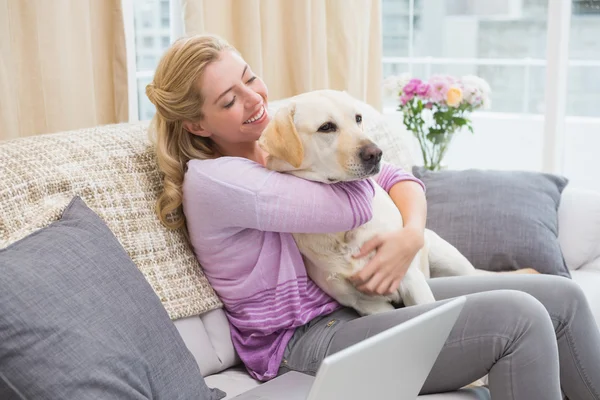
(359, 144, 383, 169)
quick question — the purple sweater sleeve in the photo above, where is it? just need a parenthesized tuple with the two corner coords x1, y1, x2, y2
(374, 161, 426, 193)
(185, 158, 375, 234)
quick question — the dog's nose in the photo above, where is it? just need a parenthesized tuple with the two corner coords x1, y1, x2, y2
(359, 144, 383, 165)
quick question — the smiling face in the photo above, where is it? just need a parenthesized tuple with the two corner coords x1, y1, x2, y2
(184, 49, 270, 155)
(259, 90, 383, 183)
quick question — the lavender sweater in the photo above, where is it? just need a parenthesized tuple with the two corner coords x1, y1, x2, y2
(182, 157, 424, 381)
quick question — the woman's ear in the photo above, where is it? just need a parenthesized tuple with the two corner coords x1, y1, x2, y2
(183, 121, 210, 137)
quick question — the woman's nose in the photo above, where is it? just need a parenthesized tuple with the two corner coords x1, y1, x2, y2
(244, 87, 263, 108)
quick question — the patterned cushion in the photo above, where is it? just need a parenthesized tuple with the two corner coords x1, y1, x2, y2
(0, 122, 222, 320)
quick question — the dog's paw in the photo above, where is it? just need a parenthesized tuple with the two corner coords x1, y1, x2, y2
(503, 268, 541, 275)
(463, 378, 487, 389)
(517, 268, 540, 274)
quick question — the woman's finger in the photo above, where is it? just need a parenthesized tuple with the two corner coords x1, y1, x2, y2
(376, 277, 394, 296)
(349, 254, 381, 285)
(352, 234, 383, 259)
(387, 278, 402, 295)
(357, 271, 385, 294)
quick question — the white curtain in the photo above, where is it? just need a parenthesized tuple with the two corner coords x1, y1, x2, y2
(0, 0, 128, 140)
(183, 0, 383, 109)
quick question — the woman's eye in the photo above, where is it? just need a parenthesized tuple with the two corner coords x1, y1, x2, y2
(356, 114, 362, 124)
(246, 76, 257, 84)
(224, 97, 236, 109)
(318, 122, 337, 132)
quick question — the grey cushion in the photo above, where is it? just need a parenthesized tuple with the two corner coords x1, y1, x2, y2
(0, 196, 226, 400)
(412, 167, 570, 278)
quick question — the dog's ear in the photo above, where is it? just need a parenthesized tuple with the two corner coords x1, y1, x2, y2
(258, 104, 304, 169)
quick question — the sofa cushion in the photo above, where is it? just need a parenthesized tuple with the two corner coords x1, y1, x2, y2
(0, 196, 225, 399)
(558, 187, 600, 270)
(412, 167, 570, 277)
(174, 309, 240, 377)
(0, 122, 222, 320)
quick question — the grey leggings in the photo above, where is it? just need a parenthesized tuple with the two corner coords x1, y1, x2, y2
(277, 275, 600, 400)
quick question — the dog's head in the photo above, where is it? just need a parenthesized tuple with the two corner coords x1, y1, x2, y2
(258, 90, 382, 183)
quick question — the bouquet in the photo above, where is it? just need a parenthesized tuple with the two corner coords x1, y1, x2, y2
(383, 73, 491, 171)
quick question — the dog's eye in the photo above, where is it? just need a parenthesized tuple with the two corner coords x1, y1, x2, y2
(356, 114, 362, 124)
(318, 122, 337, 133)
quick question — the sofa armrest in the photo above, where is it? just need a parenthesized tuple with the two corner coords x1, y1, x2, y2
(558, 186, 600, 270)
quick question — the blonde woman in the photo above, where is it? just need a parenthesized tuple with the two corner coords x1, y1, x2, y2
(145, 34, 600, 400)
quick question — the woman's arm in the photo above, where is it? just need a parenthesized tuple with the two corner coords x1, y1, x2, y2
(389, 179, 427, 241)
(185, 157, 375, 234)
(374, 161, 426, 239)
(350, 165, 428, 295)
(374, 161, 425, 194)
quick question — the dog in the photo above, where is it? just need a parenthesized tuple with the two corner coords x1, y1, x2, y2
(259, 89, 538, 316)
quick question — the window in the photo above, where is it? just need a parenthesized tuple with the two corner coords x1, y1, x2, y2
(141, 10, 152, 28)
(382, 0, 600, 117)
(381, 0, 600, 190)
(382, 0, 551, 114)
(567, 1, 600, 117)
(143, 36, 154, 47)
(137, 55, 157, 71)
(125, 0, 182, 121)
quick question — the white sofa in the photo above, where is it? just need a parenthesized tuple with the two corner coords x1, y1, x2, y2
(172, 100, 600, 399)
(2, 99, 598, 399)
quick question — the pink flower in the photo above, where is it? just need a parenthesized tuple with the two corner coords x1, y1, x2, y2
(424, 102, 433, 109)
(402, 78, 422, 96)
(400, 93, 414, 105)
(415, 83, 431, 97)
(428, 75, 451, 103)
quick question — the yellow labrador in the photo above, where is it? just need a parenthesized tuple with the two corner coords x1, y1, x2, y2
(259, 89, 537, 316)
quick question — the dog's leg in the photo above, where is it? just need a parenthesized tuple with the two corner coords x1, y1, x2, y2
(325, 276, 394, 316)
(426, 229, 541, 277)
(353, 296, 395, 316)
(398, 266, 436, 307)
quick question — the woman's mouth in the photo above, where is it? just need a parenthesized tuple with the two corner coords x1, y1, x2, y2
(243, 106, 267, 125)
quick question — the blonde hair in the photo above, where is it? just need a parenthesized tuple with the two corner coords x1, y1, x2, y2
(146, 34, 234, 230)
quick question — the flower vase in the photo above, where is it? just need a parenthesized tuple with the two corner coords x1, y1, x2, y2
(383, 73, 491, 173)
(411, 127, 456, 172)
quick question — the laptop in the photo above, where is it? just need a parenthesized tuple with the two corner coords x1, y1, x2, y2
(232, 296, 466, 400)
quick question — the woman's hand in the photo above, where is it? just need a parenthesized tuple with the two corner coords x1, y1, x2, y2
(348, 226, 424, 296)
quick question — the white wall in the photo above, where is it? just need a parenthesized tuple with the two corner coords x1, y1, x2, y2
(382, 109, 600, 192)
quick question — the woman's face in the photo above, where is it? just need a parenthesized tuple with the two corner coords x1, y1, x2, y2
(189, 50, 270, 152)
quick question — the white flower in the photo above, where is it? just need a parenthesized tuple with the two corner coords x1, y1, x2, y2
(460, 75, 492, 109)
(421, 108, 434, 127)
(382, 73, 412, 100)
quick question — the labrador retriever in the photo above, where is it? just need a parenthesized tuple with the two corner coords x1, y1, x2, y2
(259, 89, 538, 316)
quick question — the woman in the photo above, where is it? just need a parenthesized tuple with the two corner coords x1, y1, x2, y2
(145, 34, 600, 400)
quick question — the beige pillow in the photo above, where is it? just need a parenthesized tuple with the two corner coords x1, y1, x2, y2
(0, 122, 222, 320)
